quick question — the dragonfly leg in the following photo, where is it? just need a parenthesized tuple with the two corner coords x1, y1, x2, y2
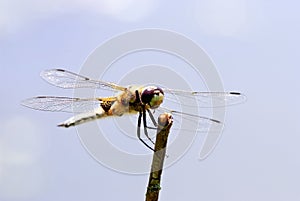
(147, 109, 157, 127)
(137, 110, 154, 151)
(135, 90, 141, 103)
(135, 89, 157, 128)
(145, 126, 157, 130)
(142, 108, 155, 145)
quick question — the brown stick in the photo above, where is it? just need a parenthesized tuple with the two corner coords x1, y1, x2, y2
(145, 113, 173, 201)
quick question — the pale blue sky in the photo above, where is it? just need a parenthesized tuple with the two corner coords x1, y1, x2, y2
(1, 0, 300, 200)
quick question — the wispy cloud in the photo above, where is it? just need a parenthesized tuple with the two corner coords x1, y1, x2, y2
(0, 0, 157, 35)
(0, 116, 44, 199)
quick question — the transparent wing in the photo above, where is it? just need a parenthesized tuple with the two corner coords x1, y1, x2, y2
(21, 96, 106, 113)
(155, 106, 224, 133)
(41, 69, 126, 91)
(163, 89, 246, 108)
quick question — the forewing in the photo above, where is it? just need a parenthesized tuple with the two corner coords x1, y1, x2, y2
(163, 89, 246, 108)
(21, 96, 103, 113)
(41, 69, 126, 91)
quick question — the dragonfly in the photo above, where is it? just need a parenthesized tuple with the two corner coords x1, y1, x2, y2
(21, 69, 245, 151)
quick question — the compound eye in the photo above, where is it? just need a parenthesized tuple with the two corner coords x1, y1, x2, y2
(141, 86, 164, 108)
(141, 88, 155, 105)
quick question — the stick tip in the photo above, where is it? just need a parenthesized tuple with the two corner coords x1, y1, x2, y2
(158, 113, 173, 127)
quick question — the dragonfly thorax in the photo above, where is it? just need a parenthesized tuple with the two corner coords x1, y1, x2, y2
(141, 86, 164, 109)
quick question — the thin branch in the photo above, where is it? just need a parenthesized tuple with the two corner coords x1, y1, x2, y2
(145, 113, 173, 201)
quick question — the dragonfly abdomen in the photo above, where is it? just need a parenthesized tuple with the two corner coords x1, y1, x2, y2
(58, 107, 108, 127)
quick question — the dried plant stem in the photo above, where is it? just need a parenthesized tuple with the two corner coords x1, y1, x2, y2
(145, 113, 173, 201)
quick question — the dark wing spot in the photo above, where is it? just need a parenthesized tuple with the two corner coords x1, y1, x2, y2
(101, 101, 114, 113)
(230, 92, 241, 95)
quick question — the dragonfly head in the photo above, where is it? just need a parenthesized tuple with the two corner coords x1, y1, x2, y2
(141, 86, 164, 109)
